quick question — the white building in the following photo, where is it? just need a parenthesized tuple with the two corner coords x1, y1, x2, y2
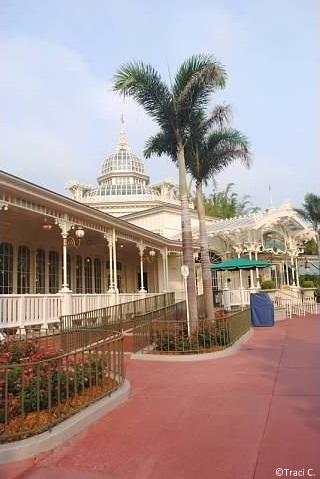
(0, 120, 315, 329)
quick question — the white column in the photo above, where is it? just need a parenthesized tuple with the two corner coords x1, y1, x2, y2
(56, 218, 72, 293)
(165, 249, 169, 291)
(249, 251, 254, 289)
(56, 218, 73, 319)
(113, 229, 118, 294)
(254, 250, 260, 289)
(295, 256, 300, 286)
(291, 255, 296, 286)
(160, 247, 169, 291)
(285, 256, 289, 285)
(61, 233, 69, 291)
(104, 232, 114, 292)
(137, 241, 146, 292)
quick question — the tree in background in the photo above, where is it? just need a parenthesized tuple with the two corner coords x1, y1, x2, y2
(201, 182, 260, 219)
(295, 193, 320, 259)
(113, 55, 226, 325)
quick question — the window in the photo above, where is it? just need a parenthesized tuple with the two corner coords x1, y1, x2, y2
(76, 255, 82, 293)
(18, 245, 30, 294)
(67, 253, 71, 290)
(0, 243, 13, 294)
(84, 257, 93, 293)
(48, 251, 59, 293)
(35, 248, 45, 293)
(262, 230, 286, 253)
(94, 258, 102, 293)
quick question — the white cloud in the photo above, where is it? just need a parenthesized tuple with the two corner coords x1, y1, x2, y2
(0, 35, 166, 193)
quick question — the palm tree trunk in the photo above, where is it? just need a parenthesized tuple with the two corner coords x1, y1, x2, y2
(196, 181, 215, 320)
(177, 145, 198, 326)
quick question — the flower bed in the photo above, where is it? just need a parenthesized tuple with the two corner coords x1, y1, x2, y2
(152, 318, 231, 353)
(0, 334, 123, 443)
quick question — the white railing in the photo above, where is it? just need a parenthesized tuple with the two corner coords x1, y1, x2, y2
(0, 292, 168, 330)
(0, 294, 62, 329)
(274, 290, 318, 317)
(221, 288, 252, 310)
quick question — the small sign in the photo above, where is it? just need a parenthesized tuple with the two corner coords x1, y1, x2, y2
(181, 265, 189, 278)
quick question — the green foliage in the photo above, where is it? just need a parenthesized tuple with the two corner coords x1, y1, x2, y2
(299, 275, 320, 297)
(201, 182, 260, 219)
(295, 193, 320, 232)
(260, 279, 276, 289)
(300, 280, 315, 288)
(153, 318, 230, 352)
(303, 239, 318, 255)
(0, 339, 108, 422)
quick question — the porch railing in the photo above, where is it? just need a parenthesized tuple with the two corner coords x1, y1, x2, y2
(60, 292, 175, 333)
(0, 292, 175, 331)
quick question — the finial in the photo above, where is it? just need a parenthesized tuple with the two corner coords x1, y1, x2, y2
(268, 184, 274, 209)
(117, 113, 128, 151)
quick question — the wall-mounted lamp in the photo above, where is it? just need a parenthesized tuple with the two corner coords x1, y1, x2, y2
(149, 249, 156, 257)
(67, 226, 85, 248)
(42, 217, 53, 231)
(0, 201, 9, 211)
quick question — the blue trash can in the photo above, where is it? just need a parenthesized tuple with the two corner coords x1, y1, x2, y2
(250, 293, 274, 327)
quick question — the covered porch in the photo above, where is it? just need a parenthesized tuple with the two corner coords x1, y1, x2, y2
(0, 172, 189, 330)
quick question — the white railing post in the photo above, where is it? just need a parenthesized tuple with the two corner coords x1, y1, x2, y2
(18, 295, 25, 328)
(60, 291, 73, 317)
(43, 295, 48, 329)
(222, 283, 231, 311)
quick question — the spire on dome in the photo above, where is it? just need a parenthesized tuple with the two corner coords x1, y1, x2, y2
(117, 113, 129, 151)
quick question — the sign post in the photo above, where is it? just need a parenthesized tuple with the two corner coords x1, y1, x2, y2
(181, 265, 190, 337)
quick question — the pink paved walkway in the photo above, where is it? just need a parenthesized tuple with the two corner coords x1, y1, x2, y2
(6, 314, 320, 479)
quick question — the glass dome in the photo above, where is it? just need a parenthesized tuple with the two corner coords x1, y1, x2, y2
(101, 149, 145, 176)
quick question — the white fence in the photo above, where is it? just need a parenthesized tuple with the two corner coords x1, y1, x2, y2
(221, 287, 317, 317)
(0, 292, 166, 330)
(221, 288, 252, 310)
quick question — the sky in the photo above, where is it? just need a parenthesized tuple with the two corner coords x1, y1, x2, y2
(1, 0, 318, 210)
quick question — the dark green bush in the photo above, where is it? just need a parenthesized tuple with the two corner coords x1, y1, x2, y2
(300, 280, 315, 288)
(261, 279, 276, 289)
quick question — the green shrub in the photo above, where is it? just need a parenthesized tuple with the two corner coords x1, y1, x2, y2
(301, 280, 315, 288)
(261, 279, 276, 289)
(153, 319, 230, 352)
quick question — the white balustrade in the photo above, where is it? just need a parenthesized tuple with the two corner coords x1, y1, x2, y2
(0, 292, 172, 331)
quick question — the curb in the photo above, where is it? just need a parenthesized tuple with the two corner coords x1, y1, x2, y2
(0, 379, 131, 465)
(131, 328, 254, 362)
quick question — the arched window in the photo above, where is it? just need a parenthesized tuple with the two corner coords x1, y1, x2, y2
(18, 245, 30, 294)
(76, 255, 82, 293)
(0, 242, 13, 294)
(48, 251, 59, 293)
(84, 257, 93, 293)
(94, 258, 102, 293)
(262, 230, 286, 253)
(35, 248, 45, 293)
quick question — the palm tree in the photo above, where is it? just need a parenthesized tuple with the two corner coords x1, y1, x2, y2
(184, 117, 252, 320)
(113, 55, 226, 325)
(295, 193, 320, 259)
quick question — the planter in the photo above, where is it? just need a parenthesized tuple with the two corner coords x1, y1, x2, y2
(262, 289, 277, 301)
(300, 288, 317, 300)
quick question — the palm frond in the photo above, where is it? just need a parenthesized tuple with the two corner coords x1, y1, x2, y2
(113, 61, 173, 125)
(175, 55, 227, 119)
(144, 131, 177, 161)
(185, 128, 252, 182)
